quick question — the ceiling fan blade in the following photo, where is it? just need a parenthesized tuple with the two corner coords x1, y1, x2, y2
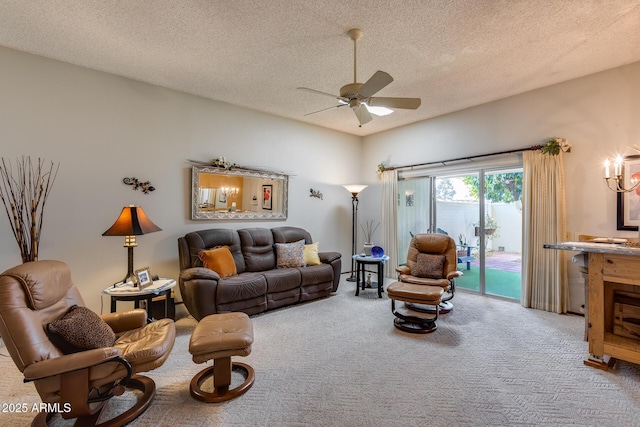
(357, 70, 393, 98)
(303, 104, 347, 116)
(353, 105, 372, 125)
(368, 97, 421, 110)
(297, 87, 346, 102)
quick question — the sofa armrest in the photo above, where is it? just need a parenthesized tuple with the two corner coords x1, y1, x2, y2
(180, 267, 220, 282)
(179, 273, 221, 321)
(23, 347, 122, 382)
(319, 251, 341, 264)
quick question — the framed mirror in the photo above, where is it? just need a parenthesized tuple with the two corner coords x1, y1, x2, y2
(191, 165, 288, 220)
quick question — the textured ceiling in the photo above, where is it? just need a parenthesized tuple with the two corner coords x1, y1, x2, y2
(1, 1, 639, 136)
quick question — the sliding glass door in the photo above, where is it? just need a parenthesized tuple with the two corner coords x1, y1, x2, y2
(435, 173, 481, 292)
(397, 176, 431, 265)
(398, 166, 522, 300)
(481, 169, 522, 299)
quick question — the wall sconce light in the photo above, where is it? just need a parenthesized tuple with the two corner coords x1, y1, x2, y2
(405, 191, 414, 206)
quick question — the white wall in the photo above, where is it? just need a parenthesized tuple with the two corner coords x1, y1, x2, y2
(362, 61, 640, 312)
(3, 43, 639, 315)
(0, 46, 361, 312)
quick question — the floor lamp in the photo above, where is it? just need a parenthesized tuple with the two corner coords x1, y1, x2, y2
(343, 184, 368, 282)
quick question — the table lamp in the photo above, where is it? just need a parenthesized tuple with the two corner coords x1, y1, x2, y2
(102, 205, 161, 286)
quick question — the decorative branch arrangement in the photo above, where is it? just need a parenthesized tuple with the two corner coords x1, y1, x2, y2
(0, 157, 59, 263)
(360, 220, 380, 244)
(123, 177, 155, 194)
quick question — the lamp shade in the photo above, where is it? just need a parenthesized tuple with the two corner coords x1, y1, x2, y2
(343, 184, 368, 195)
(102, 205, 162, 236)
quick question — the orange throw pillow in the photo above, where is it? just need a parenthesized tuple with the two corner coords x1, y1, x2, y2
(199, 246, 237, 278)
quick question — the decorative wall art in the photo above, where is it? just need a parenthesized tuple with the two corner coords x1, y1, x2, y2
(262, 185, 272, 210)
(123, 177, 155, 194)
(310, 188, 323, 199)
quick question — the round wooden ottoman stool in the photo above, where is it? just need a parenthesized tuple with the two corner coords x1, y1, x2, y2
(188, 312, 255, 402)
(387, 281, 444, 333)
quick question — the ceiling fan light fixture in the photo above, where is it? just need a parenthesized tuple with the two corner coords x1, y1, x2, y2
(298, 28, 420, 126)
(365, 104, 394, 116)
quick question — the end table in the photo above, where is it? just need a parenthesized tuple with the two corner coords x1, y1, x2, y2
(352, 254, 390, 298)
(103, 278, 176, 322)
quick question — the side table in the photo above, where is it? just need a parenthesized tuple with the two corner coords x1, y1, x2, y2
(456, 245, 476, 270)
(103, 278, 176, 323)
(353, 255, 390, 298)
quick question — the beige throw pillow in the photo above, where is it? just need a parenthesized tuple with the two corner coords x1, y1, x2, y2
(304, 242, 321, 266)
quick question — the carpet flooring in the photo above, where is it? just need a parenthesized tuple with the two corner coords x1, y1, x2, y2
(1, 278, 639, 426)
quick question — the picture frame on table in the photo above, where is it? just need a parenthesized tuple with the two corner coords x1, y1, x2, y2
(616, 155, 640, 231)
(262, 184, 272, 210)
(134, 266, 153, 288)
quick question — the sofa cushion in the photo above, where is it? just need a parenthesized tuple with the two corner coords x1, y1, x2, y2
(262, 268, 302, 293)
(412, 253, 445, 279)
(272, 226, 312, 244)
(275, 240, 305, 268)
(184, 229, 246, 273)
(46, 305, 116, 354)
(239, 228, 276, 272)
(304, 242, 322, 266)
(298, 263, 333, 286)
(199, 246, 237, 278)
(216, 273, 267, 304)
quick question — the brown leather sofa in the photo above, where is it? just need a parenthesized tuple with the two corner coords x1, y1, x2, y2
(178, 226, 342, 320)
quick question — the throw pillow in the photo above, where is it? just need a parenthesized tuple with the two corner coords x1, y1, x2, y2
(46, 305, 116, 354)
(275, 240, 305, 268)
(199, 246, 237, 278)
(303, 242, 321, 266)
(412, 253, 446, 279)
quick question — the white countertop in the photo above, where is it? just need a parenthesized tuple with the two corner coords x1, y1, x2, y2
(544, 241, 640, 256)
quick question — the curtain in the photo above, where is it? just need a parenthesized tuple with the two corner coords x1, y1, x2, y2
(380, 170, 398, 278)
(521, 150, 568, 313)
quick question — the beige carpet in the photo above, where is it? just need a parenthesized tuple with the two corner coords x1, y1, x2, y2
(1, 278, 640, 426)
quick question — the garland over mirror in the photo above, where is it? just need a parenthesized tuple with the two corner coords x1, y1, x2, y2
(191, 162, 288, 220)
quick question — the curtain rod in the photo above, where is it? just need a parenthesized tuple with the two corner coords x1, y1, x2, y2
(381, 145, 541, 172)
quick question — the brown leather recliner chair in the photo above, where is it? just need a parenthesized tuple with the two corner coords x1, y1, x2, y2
(0, 260, 176, 426)
(395, 233, 462, 314)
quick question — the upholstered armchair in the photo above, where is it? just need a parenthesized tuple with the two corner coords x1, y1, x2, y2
(0, 260, 176, 426)
(395, 233, 462, 313)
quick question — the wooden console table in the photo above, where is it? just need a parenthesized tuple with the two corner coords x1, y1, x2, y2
(544, 241, 640, 370)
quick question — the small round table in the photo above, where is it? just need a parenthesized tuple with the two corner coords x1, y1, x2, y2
(352, 255, 390, 298)
(103, 278, 176, 322)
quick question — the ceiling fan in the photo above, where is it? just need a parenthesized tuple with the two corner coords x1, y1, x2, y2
(298, 28, 421, 126)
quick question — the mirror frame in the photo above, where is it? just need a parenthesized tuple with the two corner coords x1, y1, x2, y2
(191, 165, 289, 220)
